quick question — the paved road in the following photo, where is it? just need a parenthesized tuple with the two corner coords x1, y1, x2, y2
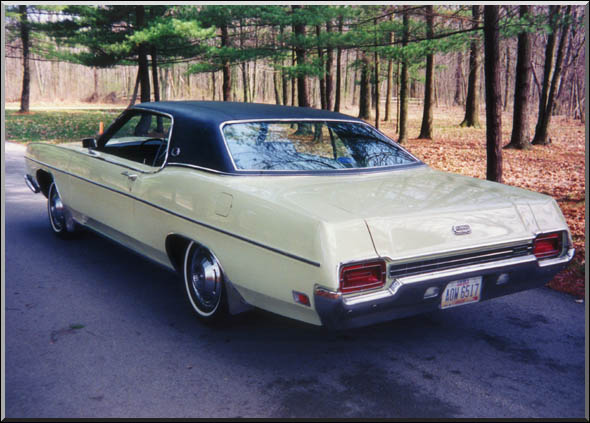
(3, 142, 587, 418)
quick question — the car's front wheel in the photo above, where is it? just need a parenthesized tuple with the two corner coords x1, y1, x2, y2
(47, 182, 76, 239)
(183, 241, 227, 322)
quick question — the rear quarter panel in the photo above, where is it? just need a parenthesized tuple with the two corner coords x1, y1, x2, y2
(134, 167, 325, 324)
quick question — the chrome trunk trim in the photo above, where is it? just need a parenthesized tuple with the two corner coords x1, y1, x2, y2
(388, 243, 533, 279)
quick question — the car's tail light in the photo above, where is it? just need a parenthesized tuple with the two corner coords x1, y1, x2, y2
(339, 260, 386, 294)
(533, 232, 562, 259)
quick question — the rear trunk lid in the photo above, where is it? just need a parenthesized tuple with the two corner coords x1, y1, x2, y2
(333, 167, 536, 259)
(271, 166, 541, 260)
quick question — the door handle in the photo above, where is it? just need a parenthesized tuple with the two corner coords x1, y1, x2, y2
(121, 171, 138, 181)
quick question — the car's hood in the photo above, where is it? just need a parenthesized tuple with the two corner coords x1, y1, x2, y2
(259, 165, 563, 260)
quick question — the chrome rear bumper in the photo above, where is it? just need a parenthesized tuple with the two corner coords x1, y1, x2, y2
(314, 248, 575, 329)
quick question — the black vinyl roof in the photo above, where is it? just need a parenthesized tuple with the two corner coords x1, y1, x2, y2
(135, 101, 363, 126)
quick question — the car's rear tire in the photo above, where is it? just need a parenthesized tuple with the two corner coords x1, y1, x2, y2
(183, 241, 228, 322)
(47, 182, 76, 239)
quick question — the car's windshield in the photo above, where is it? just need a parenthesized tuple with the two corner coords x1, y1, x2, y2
(222, 120, 419, 171)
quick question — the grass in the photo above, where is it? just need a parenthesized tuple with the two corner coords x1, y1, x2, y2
(5, 109, 121, 144)
(5, 105, 586, 298)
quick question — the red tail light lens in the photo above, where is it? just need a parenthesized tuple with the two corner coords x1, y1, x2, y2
(339, 260, 386, 294)
(533, 233, 562, 259)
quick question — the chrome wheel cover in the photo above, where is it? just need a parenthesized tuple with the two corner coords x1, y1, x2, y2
(48, 183, 65, 232)
(184, 243, 222, 316)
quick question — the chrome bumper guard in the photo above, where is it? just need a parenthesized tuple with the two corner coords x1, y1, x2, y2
(314, 248, 575, 330)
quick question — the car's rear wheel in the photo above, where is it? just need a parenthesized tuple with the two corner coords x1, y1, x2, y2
(183, 241, 227, 322)
(48, 182, 76, 239)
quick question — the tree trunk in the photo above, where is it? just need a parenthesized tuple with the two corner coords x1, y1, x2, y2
(211, 71, 216, 100)
(505, 5, 533, 150)
(358, 53, 371, 120)
(384, 57, 393, 121)
(92, 68, 99, 100)
(291, 48, 296, 106)
(419, 5, 434, 139)
(241, 63, 248, 102)
(150, 47, 163, 131)
(460, 6, 481, 127)
(241, 21, 248, 102)
(532, 6, 559, 144)
(556, 16, 574, 106)
(19, 5, 30, 113)
(344, 49, 350, 103)
(334, 16, 343, 112)
(293, 6, 309, 107)
(503, 44, 510, 111)
(396, 61, 401, 133)
(160, 67, 167, 101)
(220, 24, 231, 102)
(136, 6, 150, 103)
(316, 25, 327, 109)
(128, 68, 141, 108)
(325, 20, 334, 111)
(261, 66, 267, 103)
(280, 25, 288, 106)
(352, 66, 358, 106)
(453, 51, 463, 105)
(374, 47, 380, 128)
(533, 6, 571, 145)
(398, 11, 409, 143)
(384, 14, 394, 122)
(273, 70, 281, 105)
(151, 46, 160, 102)
(483, 6, 503, 182)
(575, 74, 584, 123)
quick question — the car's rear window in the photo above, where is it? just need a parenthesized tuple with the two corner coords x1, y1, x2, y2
(222, 120, 418, 171)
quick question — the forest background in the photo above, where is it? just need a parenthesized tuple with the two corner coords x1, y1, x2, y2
(4, 4, 586, 298)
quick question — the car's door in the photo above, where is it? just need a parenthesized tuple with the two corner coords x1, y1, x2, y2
(68, 110, 172, 247)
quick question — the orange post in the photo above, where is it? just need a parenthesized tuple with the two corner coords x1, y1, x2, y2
(99, 121, 104, 135)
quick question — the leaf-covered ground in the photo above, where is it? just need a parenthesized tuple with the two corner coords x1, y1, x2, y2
(373, 105, 585, 299)
(5, 109, 122, 144)
(5, 105, 586, 298)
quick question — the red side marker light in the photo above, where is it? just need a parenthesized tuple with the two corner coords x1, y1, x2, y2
(293, 291, 310, 306)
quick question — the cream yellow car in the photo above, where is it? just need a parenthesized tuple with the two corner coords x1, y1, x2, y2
(24, 101, 575, 329)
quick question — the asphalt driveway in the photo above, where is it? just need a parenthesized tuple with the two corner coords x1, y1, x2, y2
(3, 141, 587, 418)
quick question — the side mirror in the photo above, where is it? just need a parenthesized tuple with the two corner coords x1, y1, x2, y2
(82, 137, 97, 149)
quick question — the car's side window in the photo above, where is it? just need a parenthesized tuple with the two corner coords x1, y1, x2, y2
(100, 111, 172, 168)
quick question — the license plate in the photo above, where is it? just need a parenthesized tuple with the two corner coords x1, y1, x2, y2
(441, 276, 482, 309)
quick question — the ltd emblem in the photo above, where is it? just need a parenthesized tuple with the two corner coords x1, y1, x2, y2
(452, 224, 471, 235)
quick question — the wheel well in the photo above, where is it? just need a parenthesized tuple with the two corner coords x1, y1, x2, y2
(36, 169, 53, 198)
(165, 234, 192, 274)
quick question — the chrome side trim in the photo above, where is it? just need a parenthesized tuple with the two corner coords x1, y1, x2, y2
(24, 174, 40, 193)
(25, 156, 320, 268)
(218, 118, 423, 173)
(166, 162, 235, 176)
